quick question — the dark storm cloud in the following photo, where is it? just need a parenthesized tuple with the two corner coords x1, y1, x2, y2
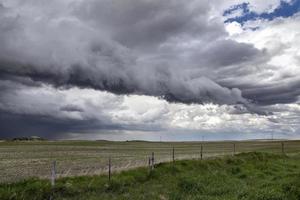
(0, 111, 122, 139)
(0, 103, 166, 139)
(218, 71, 300, 105)
(0, 80, 168, 139)
(202, 40, 263, 67)
(74, 0, 223, 49)
(242, 79, 300, 105)
(0, 0, 270, 106)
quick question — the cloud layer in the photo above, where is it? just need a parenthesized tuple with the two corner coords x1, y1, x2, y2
(0, 0, 268, 105)
(1, 80, 299, 139)
(0, 0, 299, 139)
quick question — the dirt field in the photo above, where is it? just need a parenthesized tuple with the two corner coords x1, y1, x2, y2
(0, 140, 300, 183)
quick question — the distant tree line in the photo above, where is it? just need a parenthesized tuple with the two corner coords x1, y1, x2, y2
(11, 136, 46, 141)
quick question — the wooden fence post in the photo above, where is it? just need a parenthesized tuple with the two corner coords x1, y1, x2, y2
(233, 143, 236, 155)
(108, 157, 111, 181)
(51, 161, 56, 187)
(281, 142, 285, 154)
(172, 147, 175, 163)
(151, 152, 154, 170)
(148, 156, 151, 169)
(200, 144, 203, 160)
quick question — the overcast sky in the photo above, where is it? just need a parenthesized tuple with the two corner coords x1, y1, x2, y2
(0, 0, 300, 140)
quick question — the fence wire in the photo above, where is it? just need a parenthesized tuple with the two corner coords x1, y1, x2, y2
(0, 140, 300, 183)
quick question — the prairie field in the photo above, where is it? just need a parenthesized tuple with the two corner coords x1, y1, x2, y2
(1, 152, 300, 200)
(0, 140, 300, 183)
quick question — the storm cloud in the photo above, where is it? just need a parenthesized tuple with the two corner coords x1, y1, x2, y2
(0, 0, 268, 105)
(0, 0, 300, 139)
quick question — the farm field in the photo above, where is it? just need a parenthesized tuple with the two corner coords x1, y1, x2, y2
(1, 152, 300, 200)
(0, 140, 300, 183)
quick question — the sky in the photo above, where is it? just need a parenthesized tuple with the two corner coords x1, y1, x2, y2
(0, 0, 300, 141)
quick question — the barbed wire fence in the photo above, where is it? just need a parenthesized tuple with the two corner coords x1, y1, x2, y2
(1, 140, 300, 184)
(51, 141, 300, 185)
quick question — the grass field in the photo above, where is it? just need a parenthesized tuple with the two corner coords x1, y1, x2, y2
(1, 152, 300, 200)
(1, 140, 300, 184)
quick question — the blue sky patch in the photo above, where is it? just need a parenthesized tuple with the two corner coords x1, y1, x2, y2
(224, 0, 300, 24)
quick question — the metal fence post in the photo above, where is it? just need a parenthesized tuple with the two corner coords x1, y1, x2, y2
(51, 161, 56, 187)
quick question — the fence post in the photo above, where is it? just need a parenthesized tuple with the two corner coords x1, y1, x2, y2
(151, 152, 155, 170)
(148, 156, 151, 169)
(51, 161, 56, 187)
(233, 143, 236, 155)
(281, 142, 285, 154)
(172, 147, 175, 163)
(200, 144, 203, 160)
(108, 157, 111, 181)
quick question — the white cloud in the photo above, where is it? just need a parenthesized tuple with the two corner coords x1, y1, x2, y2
(221, 14, 300, 105)
(225, 21, 243, 36)
(1, 82, 299, 138)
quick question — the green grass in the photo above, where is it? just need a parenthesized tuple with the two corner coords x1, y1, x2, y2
(1, 152, 300, 200)
(1, 140, 300, 183)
